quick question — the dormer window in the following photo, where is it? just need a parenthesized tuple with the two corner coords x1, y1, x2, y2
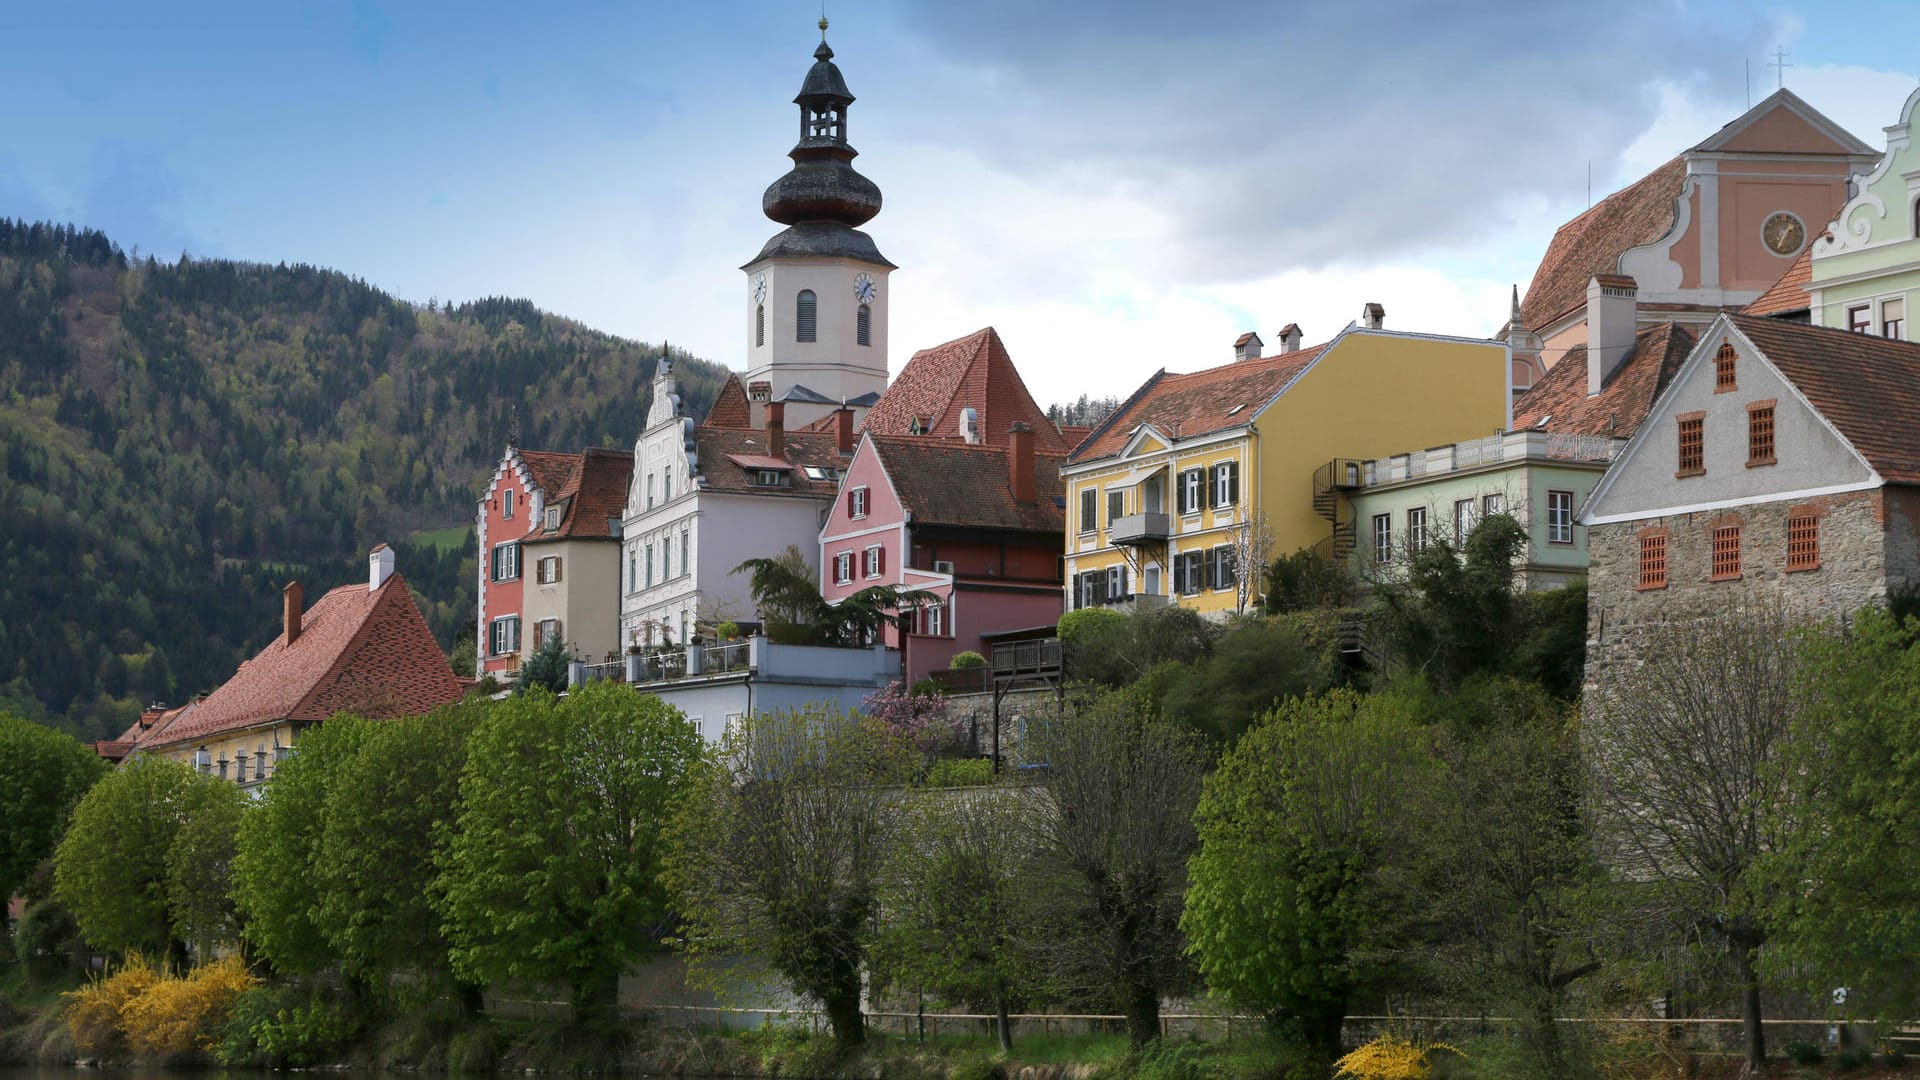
(545, 507, 562, 531)
(755, 468, 791, 488)
(502, 489, 515, 519)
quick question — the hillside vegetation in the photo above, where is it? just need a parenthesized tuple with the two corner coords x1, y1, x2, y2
(0, 220, 727, 739)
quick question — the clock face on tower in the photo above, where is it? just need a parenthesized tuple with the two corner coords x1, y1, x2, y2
(853, 272, 876, 305)
(752, 274, 768, 304)
(1762, 212, 1806, 257)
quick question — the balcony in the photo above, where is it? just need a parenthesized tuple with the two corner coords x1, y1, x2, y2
(1109, 512, 1171, 546)
(570, 636, 890, 690)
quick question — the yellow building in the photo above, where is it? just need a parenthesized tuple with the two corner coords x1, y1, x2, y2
(1063, 315, 1509, 617)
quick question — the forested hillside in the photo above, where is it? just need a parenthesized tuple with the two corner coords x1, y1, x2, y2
(0, 220, 727, 739)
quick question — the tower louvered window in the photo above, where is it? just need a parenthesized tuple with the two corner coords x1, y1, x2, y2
(756, 304, 765, 347)
(796, 290, 818, 342)
(857, 303, 871, 347)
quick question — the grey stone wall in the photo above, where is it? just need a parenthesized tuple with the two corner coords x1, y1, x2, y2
(1584, 488, 1895, 700)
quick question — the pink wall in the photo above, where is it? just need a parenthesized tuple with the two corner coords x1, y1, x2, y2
(820, 440, 908, 604)
(479, 462, 534, 674)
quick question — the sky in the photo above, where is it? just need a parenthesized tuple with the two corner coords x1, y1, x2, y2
(3, 1, 1917, 408)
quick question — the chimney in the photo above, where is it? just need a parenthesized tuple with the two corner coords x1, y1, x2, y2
(282, 581, 303, 644)
(1360, 303, 1385, 330)
(834, 405, 855, 454)
(1278, 323, 1303, 353)
(765, 400, 786, 458)
(369, 542, 395, 591)
(1008, 422, 1036, 503)
(1586, 274, 1638, 397)
(1233, 331, 1263, 362)
(748, 379, 772, 427)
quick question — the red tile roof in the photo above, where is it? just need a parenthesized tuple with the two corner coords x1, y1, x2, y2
(1744, 244, 1814, 317)
(703, 374, 753, 429)
(1072, 344, 1328, 462)
(515, 449, 577, 498)
(522, 447, 632, 543)
(154, 572, 464, 746)
(862, 328, 1071, 453)
(1728, 313, 1920, 484)
(1521, 156, 1687, 331)
(1511, 322, 1695, 439)
(871, 436, 1066, 533)
(695, 428, 847, 496)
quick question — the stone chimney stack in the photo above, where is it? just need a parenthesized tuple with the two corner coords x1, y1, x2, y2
(283, 581, 303, 644)
(1278, 323, 1303, 353)
(1008, 422, 1036, 504)
(1233, 331, 1263, 362)
(369, 543, 395, 591)
(1360, 303, 1386, 330)
(834, 405, 855, 454)
(1586, 274, 1638, 397)
(765, 400, 786, 458)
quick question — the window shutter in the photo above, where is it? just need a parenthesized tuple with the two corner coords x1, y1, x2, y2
(1176, 475, 1188, 514)
(1228, 461, 1239, 505)
(877, 546, 887, 575)
(1172, 555, 1186, 596)
(1121, 566, 1130, 599)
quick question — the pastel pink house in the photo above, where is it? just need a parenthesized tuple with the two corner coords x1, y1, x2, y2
(820, 423, 1065, 683)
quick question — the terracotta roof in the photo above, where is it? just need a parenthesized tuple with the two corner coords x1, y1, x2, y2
(1728, 313, 1920, 484)
(1744, 244, 1814, 317)
(155, 573, 464, 746)
(1072, 344, 1328, 462)
(862, 328, 1071, 453)
(871, 436, 1066, 533)
(1521, 156, 1687, 331)
(703, 374, 753, 429)
(515, 449, 576, 498)
(1059, 425, 1093, 452)
(1511, 322, 1695, 439)
(694, 428, 847, 496)
(523, 447, 632, 542)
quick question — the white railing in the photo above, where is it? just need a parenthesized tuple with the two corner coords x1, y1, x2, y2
(1543, 432, 1621, 462)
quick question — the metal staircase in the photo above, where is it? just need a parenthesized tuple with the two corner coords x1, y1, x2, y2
(1312, 459, 1364, 564)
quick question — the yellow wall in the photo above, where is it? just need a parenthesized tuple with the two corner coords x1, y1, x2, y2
(157, 721, 298, 787)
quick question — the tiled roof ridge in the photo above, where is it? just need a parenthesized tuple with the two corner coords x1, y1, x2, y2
(288, 574, 410, 721)
(702, 373, 753, 429)
(1071, 369, 1167, 462)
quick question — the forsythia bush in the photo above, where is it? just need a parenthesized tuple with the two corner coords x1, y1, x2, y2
(64, 955, 256, 1061)
(1334, 1033, 1464, 1080)
(65, 953, 160, 1056)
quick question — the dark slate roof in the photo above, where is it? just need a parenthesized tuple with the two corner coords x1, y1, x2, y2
(1511, 322, 1695, 439)
(871, 436, 1066, 533)
(748, 222, 894, 268)
(1730, 313, 1920, 484)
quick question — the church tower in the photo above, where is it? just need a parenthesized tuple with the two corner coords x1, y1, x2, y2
(741, 20, 893, 428)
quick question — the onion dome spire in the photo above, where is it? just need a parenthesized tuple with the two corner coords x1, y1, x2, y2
(761, 19, 883, 232)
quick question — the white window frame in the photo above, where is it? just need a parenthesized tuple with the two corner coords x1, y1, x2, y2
(834, 551, 854, 585)
(1547, 490, 1575, 545)
(502, 488, 515, 519)
(489, 615, 521, 656)
(1182, 469, 1204, 515)
(1213, 462, 1235, 507)
(1408, 507, 1429, 553)
(1372, 513, 1392, 563)
(492, 542, 521, 582)
(1454, 499, 1475, 542)
(1483, 493, 1505, 517)
(537, 554, 561, 584)
(850, 486, 870, 519)
(864, 544, 883, 580)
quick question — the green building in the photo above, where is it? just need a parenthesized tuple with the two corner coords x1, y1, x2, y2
(1808, 86, 1920, 340)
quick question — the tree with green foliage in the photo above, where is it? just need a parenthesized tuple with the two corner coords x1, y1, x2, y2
(665, 706, 912, 1047)
(1182, 689, 1435, 1061)
(1159, 613, 1343, 743)
(0, 711, 107, 905)
(436, 683, 702, 1028)
(1375, 513, 1528, 690)
(53, 755, 216, 962)
(1026, 689, 1207, 1049)
(1762, 608, 1920, 1021)
(1263, 546, 1353, 613)
(314, 703, 479, 1003)
(1061, 604, 1217, 688)
(1509, 580, 1588, 700)
(736, 549, 934, 647)
(517, 632, 572, 695)
(164, 775, 249, 958)
(233, 717, 376, 975)
(878, 789, 1038, 1052)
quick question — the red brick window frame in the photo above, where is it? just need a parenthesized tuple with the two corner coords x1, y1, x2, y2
(1710, 514, 1743, 582)
(1676, 411, 1706, 477)
(1786, 505, 1823, 572)
(1714, 343, 1738, 392)
(1637, 528, 1669, 591)
(1747, 399, 1777, 467)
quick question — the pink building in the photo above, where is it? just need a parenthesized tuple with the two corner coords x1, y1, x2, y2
(820, 423, 1064, 683)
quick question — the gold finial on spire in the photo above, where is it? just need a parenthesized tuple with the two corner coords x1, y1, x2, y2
(819, 13, 829, 41)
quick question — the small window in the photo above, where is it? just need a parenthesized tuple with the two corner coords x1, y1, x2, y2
(1712, 522, 1743, 581)
(1372, 513, 1392, 563)
(796, 290, 818, 342)
(628, 550, 637, 593)
(1638, 533, 1668, 590)
(1454, 499, 1476, 542)
(1213, 462, 1239, 508)
(833, 551, 853, 585)
(491, 542, 521, 582)
(1787, 511, 1820, 572)
(645, 543, 655, 588)
(1108, 489, 1125, 524)
(545, 506, 562, 530)
(754, 468, 789, 487)
(803, 465, 834, 481)
(680, 526, 690, 576)
(1747, 401, 1776, 466)
(1547, 490, 1574, 545)
(1884, 297, 1906, 340)
(1676, 414, 1705, 476)
(1180, 469, 1204, 515)
(647, 473, 656, 508)
(1226, 403, 1246, 416)
(537, 555, 562, 584)
(1212, 545, 1237, 590)
(1714, 343, 1737, 392)
(922, 601, 945, 636)
(1483, 493, 1505, 517)
(756, 303, 765, 347)
(489, 615, 521, 655)
(857, 303, 872, 347)
(1849, 305, 1872, 334)
(864, 544, 885, 579)
(1408, 507, 1429, 553)
(849, 486, 870, 519)
(663, 468, 672, 501)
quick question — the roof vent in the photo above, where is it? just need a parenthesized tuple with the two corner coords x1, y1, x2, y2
(1277, 323, 1303, 353)
(369, 543, 395, 592)
(1233, 331, 1263, 362)
(1360, 303, 1385, 330)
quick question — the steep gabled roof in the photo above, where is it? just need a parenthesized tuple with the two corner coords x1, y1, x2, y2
(1511, 322, 1695, 439)
(156, 573, 463, 746)
(702, 374, 753, 429)
(693, 428, 846, 496)
(1072, 344, 1328, 462)
(1728, 314, 1920, 484)
(523, 447, 633, 542)
(514, 449, 576, 498)
(862, 327, 1069, 452)
(1520, 157, 1688, 331)
(1744, 244, 1814, 317)
(871, 436, 1065, 533)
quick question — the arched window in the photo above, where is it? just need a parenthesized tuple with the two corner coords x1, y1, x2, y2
(857, 303, 872, 347)
(755, 304, 765, 347)
(796, 290, 817, 342)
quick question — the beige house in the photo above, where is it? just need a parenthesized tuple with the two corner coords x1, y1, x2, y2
(520, 448, 634, 664)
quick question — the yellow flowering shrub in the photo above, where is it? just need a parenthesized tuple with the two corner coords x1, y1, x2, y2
(1333, 1033, 1465, 1080)
(119, 956, 257, 1059)
(65, 953, 160, 1056)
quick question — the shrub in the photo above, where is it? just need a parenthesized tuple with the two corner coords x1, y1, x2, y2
(714, 621, 742, 641)
(64, 953, 160, 1056)
(1133, 1040, 1219, 1080)
(950, 651, 987, 670)
(1334, 1033, 1465, 1080)
(1836, 1045, 1874, 1070)
(1886, 1044, 1909, 1069)
(925, 758, 992, 788)
(1784, 1039, 1824, 1065)
(219, 979, 363, 1067)
(118, 956, 254, 1060)
(1056, 607, 1124, 644)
